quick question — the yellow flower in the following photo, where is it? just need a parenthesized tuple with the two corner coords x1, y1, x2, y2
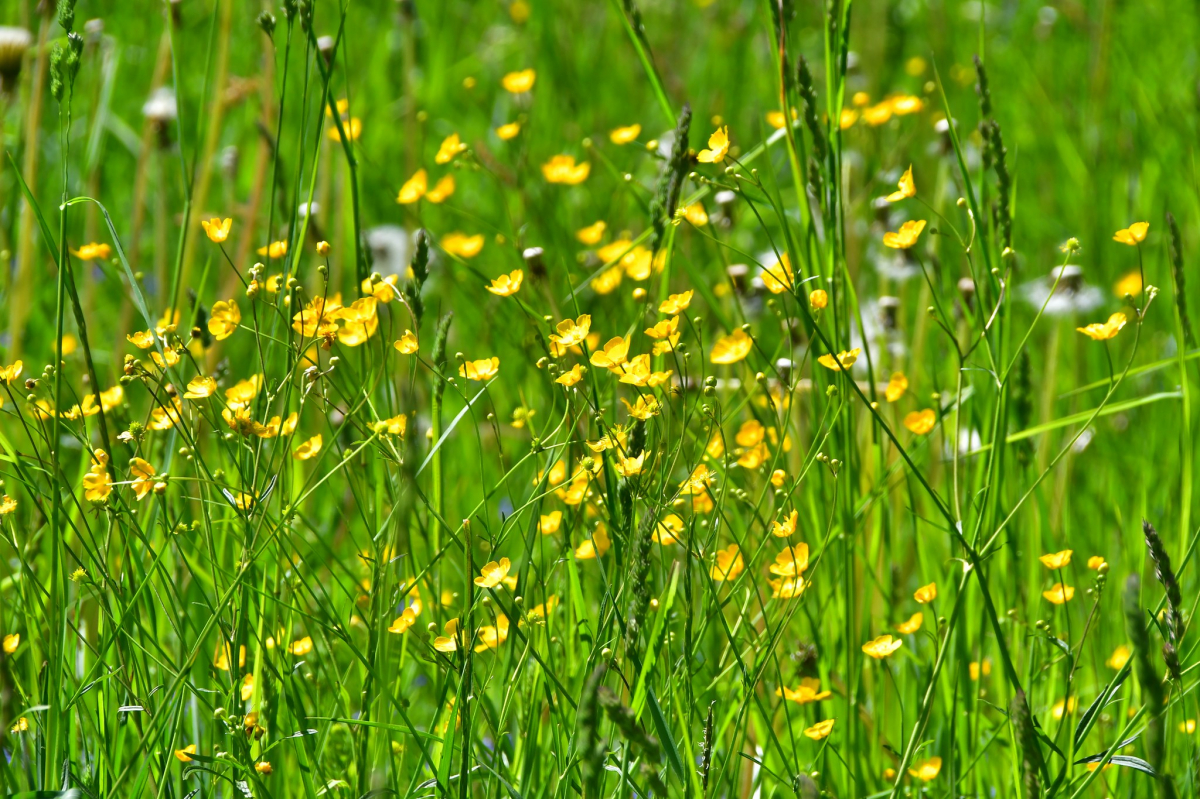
(710, 329, 753, 364)
(224, 374, 263, 409)
(610, 124, 641, 144)
(769, 543, 809, 576)
(622, 395, 661, 420)
(817, 348, 861, 372)
(523, 595, 559, 624)
(1043, 583, 1075, 604)
(697, 126, 730, 163)
(969, 659, 992, 680)
(769, 576, 807, 599)
(129, 457, 156, 501)
(486, 269, 524, 297)
(0, 360, 23, 383)
(574, 524, 611, 559)
(654, 514, 685, 545)
(1087, 555, 1107, 570)
(803, 719, 835, 740)
(174, 744, 197, 763)
(904, 409, 936, 435)
(556, 364, 583, 387)
(760, 254, 793, 294)
(809, 289, 828, 310)
(614, 452, 646, 477)
(1051, 697, 1078, 720)
(861, 102, 893, 127)
(395, 330, 419, 354)
(765, 109, 796, 129)
(896, 612, 923, 634)
(839, 108, 859, 129)
(883, 219, 926, 249)
(2, 633, 18, 653)
(375, 415, 408, 437)
(294, 434, 323, 461)
(183, 376, 216, 399)
(474, 615, 510, 653)
(1076, 312, 1126, 341)
(682, 203, 708, 226)
(885, 372, 908, 402)
(389, 608, 419, 635)
(539, 510, 562, 535)
(501, 68, 536, 93)
(127, 330, 155, 349)
(772, 676, 830, 700)
(1113, 221, 1149, 245)
(208, 300, 241, 341)
(435, 132, 467, 164)
(442, 232, 485, 258)
(908, 756, 942, 782)
(590, 336, 629, 368)
(201, 217, 233, 243)
(1106, 644, 1131, 670)
(83, 450, 113, 503)
(576, 220, 606, 245)
(885, 165, 916, 201)
(1039, 550, 1072, 570)
(496, 122, 521, 140)
(459, 357, 499, 381)
(11, 716, 28, 734)
(433, 619, 460, 652)
(397, 169, 428, 204)
(328, 117, 362, 141)
(551, 314, 592, 350)
(257, 240, 288, 258)
(255, 761, 273, 776)
(0, 495, 16, 515)
(890, 95, 924, 115)
(475, 557, 512, 588)
(862, 634, 903, 659)
(769, 511, 799, 539)
(287, 636, 314, 656)
(1181, 719, 1197, 734)
(659, 290, 693, 314)
(913, 582, 937, 603)
(542, 154, 590, 184)
(1114, 269, 1142, 298)
(710, 543, 744, 582)
(71, 242, 112, 261)
(425, 175, 456, 203)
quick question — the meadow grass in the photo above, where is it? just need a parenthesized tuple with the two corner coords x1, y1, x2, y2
(0, 0, 1199, 797)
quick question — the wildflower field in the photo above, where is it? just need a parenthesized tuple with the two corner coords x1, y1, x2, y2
(2, 0, 1200, 796)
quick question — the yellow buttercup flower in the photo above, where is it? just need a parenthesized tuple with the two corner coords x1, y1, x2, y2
(459, 357, 499, 381)
(765, 109, 797, 129)
(614, 452, 645, 477)
(622, 395, 661, 420)
(375, 414, 408, 437)
(129, 457, 156, 501)
(908, 756, 942, 782)
(896, 612, 923, 634)
(287, 636, 314, 656)
(0, 495, 16, 515)
(294, 434, 323, 461)
(654, 514, 684, 545)
(474, 616, 510, 652)
(2, 633, 18, 653)
(1051, 697, 1078, 720)
(904, 409, 936, 435)
(11, 716, 28, 734)
(885, 165, 916, 201)
(913, 582, 937, 604)
(83, 450, 113, 503)
(71, 242, 112, 261)
(890, 95, 924, 115)
(208, 300, 241, 341)
(1106, 644, 1131, 670)
(174, 745, 197, 763)
(969, 659, 992, 681)
(769, 543, 809, 577)
(486, 269, 524, 297)
(803, 719, 835, 740)
(1113, 221, 1149, 245)
(1088, 555, 1107, 570)
(435, 132, 467, 164)
(760, 254, 793, 294)
(817, 348, 860, 372)
(710, 329, 753, 364)
(425, 175, 456, 203)
(496, 122, 521, 140)
(1039, 550, 1072, 570)
(589, 336, 629, 368)
(395, 330, 419, 354)
(710, 543, 744, 582)
(523, 595, 558, 624)
(1114, 269, 1142, 298)
(609, 124, 641, 144)
(433, 619, 460, 652)
(861, 102, 893, 126)
(542, 154, 590, 184)
(885, 372, 908, 402)
(659, 290, 693, 314)
(501, 68, 536, 93)
(556, 364, 584, 387)
(539, 510, 562, 535)
(576, 220, 606, 245)
(697, 126, 730, 163)
(769, 511, 799, 539)
(474, 558, 512, 589)
(839, 108, 859, 129)
(551, 314, 592, 350)
(0, 361, 23, 383)
(442, 232, 485, 258)
(201, 217, 232, 243)
(575, 524, 611, 560)
(777, 677, 831, 705)
(183, 376, 216, 399)
(1043, 583, 1075, 604)
(257, 240, 288, 258)
(809, 289, 828, 310)
(862, 634, 903, 659)
(883, 219, 926, 249)
(1076, 312, 1126, 341)
(397, 169, 428, 204)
